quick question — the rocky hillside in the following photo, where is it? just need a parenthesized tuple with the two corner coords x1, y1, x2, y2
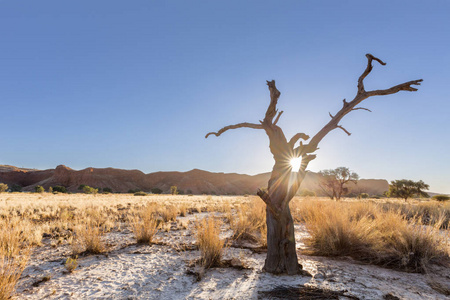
(0, 164, 389, 196)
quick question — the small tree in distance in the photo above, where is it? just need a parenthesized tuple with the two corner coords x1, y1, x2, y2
(170, 185, 178, 195)
(387, 179, 429, 201)
(319, 167, 359, 200)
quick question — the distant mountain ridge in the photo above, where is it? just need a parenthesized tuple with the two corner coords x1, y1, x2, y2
(0, 164, 390, 196)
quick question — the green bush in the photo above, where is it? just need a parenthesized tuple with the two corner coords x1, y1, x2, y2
(358, 193, 369, 199)
(34, 185, 45, 193)
(78, 184, 87, 190)
(52, 186, 67, 193)
(151, 188, 162, 194)
(103, 187, 113, 194)
(0, 183, 8, 193)
(83, 185, 98, 194)
(128, 189, 141, 193)
(134, 191, 147, 196)
(10, 184, 22, 192)
(432, 194, 450, 202)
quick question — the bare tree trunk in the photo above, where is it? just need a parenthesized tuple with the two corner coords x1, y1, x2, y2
(264, 204, 300, 274)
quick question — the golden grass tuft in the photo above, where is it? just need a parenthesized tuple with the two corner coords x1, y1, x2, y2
(0, 218, 30, 300)
(158, 204, 178, 222)
(196, 217, 223, 268)
(230, 197, 266, 245)
(130, 202, 159, 244)
(72, 209, 106, 255)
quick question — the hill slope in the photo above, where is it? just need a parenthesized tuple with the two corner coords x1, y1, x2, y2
(0, 164, 389, 195)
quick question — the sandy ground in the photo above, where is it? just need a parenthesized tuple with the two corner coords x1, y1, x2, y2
(15, 210, 450, 300)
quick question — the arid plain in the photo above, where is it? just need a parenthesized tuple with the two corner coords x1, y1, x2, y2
(1, 193, 449, 299)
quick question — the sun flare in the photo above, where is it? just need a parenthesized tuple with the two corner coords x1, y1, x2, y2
(290, 157, 302, 171)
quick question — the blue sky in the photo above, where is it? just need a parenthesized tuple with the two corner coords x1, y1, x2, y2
(0, 1, 449, 193)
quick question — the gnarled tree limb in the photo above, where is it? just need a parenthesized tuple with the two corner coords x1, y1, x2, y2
(205, 122, 263, 138)
(264, 80, 281, 124)
(306, 54, 423, 153)
(288, 133, 309, 149)
(358, 54, 386, 93)
(366, 79, 423, 96)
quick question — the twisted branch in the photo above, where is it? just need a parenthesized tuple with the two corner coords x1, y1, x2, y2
(306, 53, 423, 151)
(288, 133, 309, 149)
(205, 122, 263, 138)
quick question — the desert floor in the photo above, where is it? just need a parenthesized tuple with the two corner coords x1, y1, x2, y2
(2, 194, 449, 300)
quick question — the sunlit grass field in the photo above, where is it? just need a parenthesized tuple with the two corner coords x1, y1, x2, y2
(0, 193, 449, 299)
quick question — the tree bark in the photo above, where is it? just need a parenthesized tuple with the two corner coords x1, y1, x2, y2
(264, 202, 300, 274)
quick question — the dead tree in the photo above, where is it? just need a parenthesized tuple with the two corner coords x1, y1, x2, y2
(319, 167, 359, 200)
(205, 54, 422, 275)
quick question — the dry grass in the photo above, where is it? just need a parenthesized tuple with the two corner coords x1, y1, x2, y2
(196, 217, 223, 268)
(130, 202, 159, 244)
(230, 197, 266, 245)
(299, 199, 449, 272)
(158, 204, 178, 222)
(0, 218, 30, 300)
(73, 218, 105, 254)
(379, 200, 450, 229)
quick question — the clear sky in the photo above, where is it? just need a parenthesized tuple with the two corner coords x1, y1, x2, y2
(0, 1, 449, 193)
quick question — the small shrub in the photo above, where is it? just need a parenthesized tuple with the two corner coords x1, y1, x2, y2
(102, 187, 113, 194)
(358, 193, 369, 199)
(0, 183, 8, 193)
(134, 191, 147, 196)
(52, 186, 67, 193)
(48, 187, 53, 193)
(151, 188, 162, 194)
(83, 186, 98, 194)
(432, 195, 450, 202)
(78, 184, 87, 190)
(34, 185, 45, 193)
(10, 184, 22, 192)
(65, 256, 78, 273)
(196, 217, 223, 268)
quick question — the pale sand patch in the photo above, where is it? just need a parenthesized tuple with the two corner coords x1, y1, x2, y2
(15, 222, 449, 300)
